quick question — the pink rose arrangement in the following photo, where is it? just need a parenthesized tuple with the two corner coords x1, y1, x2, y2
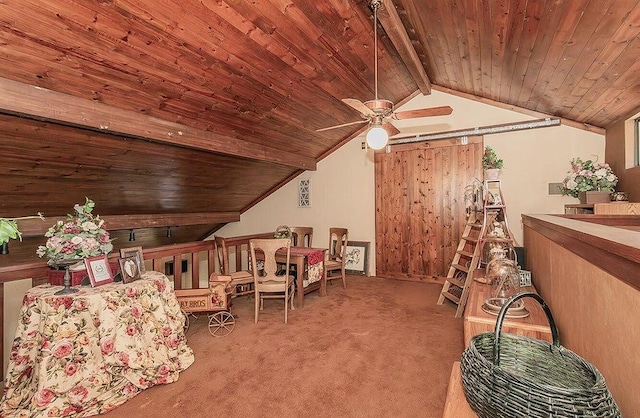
(561, 157, 618, 198)
(36, 198, 113, 265)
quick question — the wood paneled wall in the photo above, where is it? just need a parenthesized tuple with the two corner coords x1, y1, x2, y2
(605, 116, 640, 202)
(374, 137, 482, 281)
(523, 216, 640, 417)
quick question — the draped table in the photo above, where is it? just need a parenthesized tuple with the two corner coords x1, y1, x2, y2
(282, 247, 326, 308)
(254, 246, 326, 308)
(1, 271, 194, 418)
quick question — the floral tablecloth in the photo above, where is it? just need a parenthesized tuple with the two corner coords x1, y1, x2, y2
(289, 247, 324, 287)
(1, 271, 194, 418)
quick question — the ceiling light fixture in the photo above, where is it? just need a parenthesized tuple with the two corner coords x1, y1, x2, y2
(366, 124, 388, 150)
(166, 226, 172, 238)
(129, 229, 136, 241)
(365, 0, 389, 150)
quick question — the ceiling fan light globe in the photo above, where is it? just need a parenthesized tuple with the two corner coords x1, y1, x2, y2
(366, 126, 389, 150)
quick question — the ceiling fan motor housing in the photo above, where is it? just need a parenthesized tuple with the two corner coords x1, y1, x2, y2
(365, 99, 394, 117)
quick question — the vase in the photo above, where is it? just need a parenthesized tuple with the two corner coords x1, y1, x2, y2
(578, 191, 611, 204)
(610, 191, 629, 201)
(1, 242, 8, 255)
(484, 168, 500, 180)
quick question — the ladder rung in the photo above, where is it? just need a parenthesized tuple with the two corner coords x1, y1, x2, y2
(447, 277, 465, 287)
(452, 264, 469, 273)
(464, 237, 478, 244)
(457, 250, 473, 257)
(467, 222, 482, 228)
(441, 291, 461, 304)
(485, 205, 506, 209)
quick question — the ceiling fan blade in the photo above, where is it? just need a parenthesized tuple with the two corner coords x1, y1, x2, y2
(342, 98, 376, 117)
(382, 121, 401, 137)
(316, 119, 368, 132)
(393, 106, 453, 120)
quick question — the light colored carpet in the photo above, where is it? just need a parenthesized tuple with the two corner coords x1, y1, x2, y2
(102, 275, 464, 418)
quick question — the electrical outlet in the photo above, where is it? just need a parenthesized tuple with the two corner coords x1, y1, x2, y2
(548, 182, 564, 195)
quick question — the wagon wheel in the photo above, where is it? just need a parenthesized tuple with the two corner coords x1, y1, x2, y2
(208, 311, 235, 337)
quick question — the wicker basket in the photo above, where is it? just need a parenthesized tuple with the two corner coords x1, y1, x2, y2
(461, 292, 621, 417)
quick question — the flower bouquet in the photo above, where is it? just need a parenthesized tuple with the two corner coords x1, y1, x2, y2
(560, 157, 618, 199)
(37, 198, 113, 266)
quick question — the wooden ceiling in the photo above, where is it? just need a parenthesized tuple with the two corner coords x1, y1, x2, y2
(1, 0, 640, 252)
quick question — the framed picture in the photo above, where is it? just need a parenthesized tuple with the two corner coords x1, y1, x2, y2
(119, 246, 146, 274)
(344, 241, 370, 275)
(119, 255, 142, 283)
(84, 255, 114, 287)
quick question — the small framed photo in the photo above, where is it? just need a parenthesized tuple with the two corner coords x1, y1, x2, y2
(345, 241, 370, 276)
(119, 255, 142, 283)
(119, 246, 146, 274)
(84, 255, 114, 287)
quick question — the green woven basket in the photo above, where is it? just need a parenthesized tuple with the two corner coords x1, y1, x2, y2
(460, 292, 621, 417)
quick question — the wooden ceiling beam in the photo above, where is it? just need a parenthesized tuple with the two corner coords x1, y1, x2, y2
(16, 212, 240, 236)
(0, 77, 316, 171)
(377, 0, 432, 95)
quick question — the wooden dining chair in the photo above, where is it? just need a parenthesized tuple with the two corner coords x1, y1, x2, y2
(214, 236, 254, 297)
(325, 227, 348, 290)
(289, 227, 313, 247)
(249, 238, 295, 324)
(288, 227, 313, 278)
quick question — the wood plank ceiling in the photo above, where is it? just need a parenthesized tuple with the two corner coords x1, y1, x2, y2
(1, 0, 639, 253)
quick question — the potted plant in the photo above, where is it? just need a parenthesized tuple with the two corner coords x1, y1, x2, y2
(561, 157, 618, 203)
(0, 213, 45, 254)
(483, 146, 504, 180)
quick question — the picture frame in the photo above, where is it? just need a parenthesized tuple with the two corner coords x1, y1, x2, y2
(119, 255, 142, 283)
(84, 255, 114, 287)
(344, 241, 370, 275)
(119, 246, 146, 274)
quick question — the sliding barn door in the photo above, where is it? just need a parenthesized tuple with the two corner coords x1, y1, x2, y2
(374, 137, 483, 281)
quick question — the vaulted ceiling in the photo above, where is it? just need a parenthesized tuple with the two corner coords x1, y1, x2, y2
(2, 0, 640, 255)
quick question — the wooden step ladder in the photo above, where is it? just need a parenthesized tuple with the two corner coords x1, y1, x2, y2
(438, 179, 516, 317)
(437, 210, 483, 317)
(476, 179, 516, 261)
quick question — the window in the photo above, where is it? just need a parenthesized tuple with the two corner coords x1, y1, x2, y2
(298, 179, 311, 207)
(624, 112, 640, 169)
(635, 117, 640, 166)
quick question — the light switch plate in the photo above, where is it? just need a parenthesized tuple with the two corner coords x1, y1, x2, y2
(548, 182, 564, 195)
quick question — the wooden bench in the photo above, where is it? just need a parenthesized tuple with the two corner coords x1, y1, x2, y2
(442, 361, 475, 418)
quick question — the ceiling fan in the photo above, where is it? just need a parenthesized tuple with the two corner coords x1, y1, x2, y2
(316, 0, 452, 149)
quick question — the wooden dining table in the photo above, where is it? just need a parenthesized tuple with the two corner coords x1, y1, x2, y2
(255, 246, 327, 308)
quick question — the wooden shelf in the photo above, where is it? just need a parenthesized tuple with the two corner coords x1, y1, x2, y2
(463, 279, 553, 347)
(565, 202, 640, 215)
(564, 203, 594, 214)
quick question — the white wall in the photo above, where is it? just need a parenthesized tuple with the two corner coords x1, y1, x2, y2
(219, 136, 378, 273)
(219, 89, 605, 275)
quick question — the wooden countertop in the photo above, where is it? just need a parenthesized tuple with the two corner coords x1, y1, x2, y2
(522, 214, 640, 291)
